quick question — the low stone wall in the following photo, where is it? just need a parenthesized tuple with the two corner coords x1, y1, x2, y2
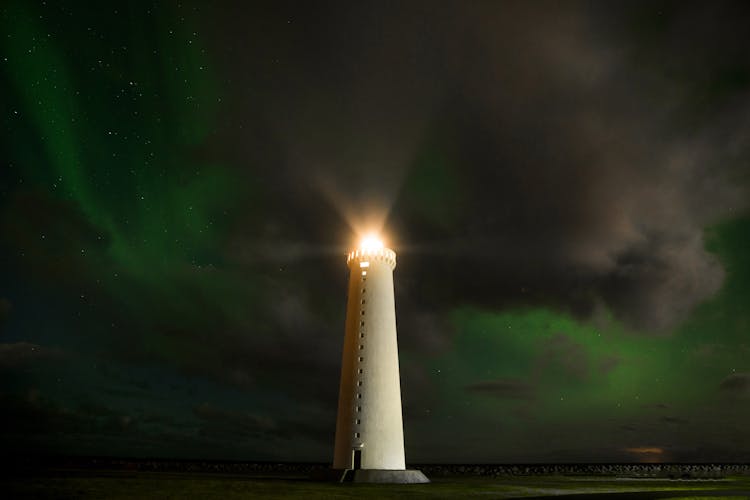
(6, 457, 750, 478)
(417, 463, 750, 478)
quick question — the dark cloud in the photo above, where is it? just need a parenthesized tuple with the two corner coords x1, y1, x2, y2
(691, 343, 723, 361)
(193, 402, 277, 441)
(642, 403, 670, 410)
(0, 389, 137, 456)
(193, 402, 333, 447)
(0, 191, 104, 284)
(465, 378, 535, 400)
(0, 298, 10, 325)
(598, 354, 621, 375)
(204, 1, 750, 335)
(0, 342, 64, 369)
(417, 0, 742, 332)
(0, 390, 82, 443)
(660, 416, 689, 425)
(670, 445, 750, 463)
(719, 372, 750, 398)
(0, 389, 263, 459)
(536, 333, 590, 381)
(398, 310, 454, 354)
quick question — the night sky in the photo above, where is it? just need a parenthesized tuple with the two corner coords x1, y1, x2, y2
(2, 1, 750, 464)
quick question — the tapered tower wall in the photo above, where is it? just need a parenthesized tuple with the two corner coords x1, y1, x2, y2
(333, 246, 405, 470)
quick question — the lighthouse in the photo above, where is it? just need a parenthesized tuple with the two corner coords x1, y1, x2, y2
(332, 235, 429, 483)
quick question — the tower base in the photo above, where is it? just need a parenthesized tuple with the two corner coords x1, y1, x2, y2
(315, 468, 430, 484)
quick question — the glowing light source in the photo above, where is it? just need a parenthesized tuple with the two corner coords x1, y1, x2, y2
(624, 446, 665, 463)
(360, 234, 384, 250)
(625, 447, 663, 454)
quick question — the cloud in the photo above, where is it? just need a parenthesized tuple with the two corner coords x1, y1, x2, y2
(397, 310, 454, 354)
(598, 354, 621, 374)
(193, 402, 277, 441)
(0, 191, 104, 285)
(642, 403, 670, 410)
(365, 1, 744, 334)
(0, 389, 279, 459)
(207, 0, 747, 335)
(0, 298, 10, 324)
(719, 372, 750, 398)
(465, 378, 535, 400)
(660, 416, 689, 425)
(535, 333, 590, 381)
(192, 402, 333, 446)
(0, 389, 139, 455)
(0, 342, 64, 369)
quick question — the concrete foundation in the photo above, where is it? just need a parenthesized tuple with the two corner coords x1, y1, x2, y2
(346, 469, 430, 483)
(316, 468, 430, 483)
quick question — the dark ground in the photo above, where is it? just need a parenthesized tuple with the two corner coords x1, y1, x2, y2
(3, 459, 750, 499)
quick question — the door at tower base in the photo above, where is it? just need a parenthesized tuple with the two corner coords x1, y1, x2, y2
(329, 240, 429, 484)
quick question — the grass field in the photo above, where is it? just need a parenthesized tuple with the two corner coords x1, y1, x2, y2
(5, 471, 750, 499)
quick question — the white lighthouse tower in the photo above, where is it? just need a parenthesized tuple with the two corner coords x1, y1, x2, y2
(332, 235, 428, 483)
